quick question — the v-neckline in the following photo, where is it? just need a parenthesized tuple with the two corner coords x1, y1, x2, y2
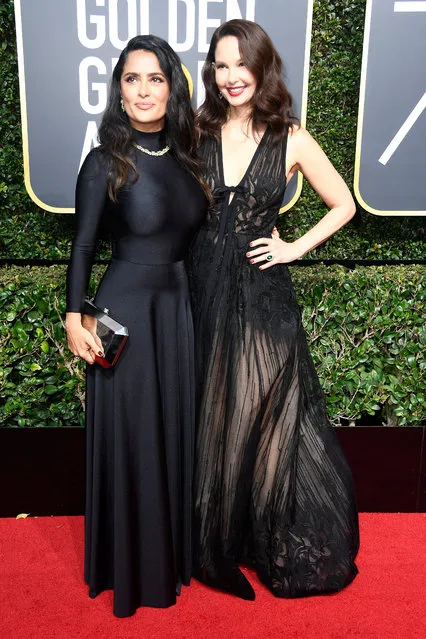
(218, 127, 269, 189)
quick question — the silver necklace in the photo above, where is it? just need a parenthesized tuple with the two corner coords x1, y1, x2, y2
(134, 143, 169, 157)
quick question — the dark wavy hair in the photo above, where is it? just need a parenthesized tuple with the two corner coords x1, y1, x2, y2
(98, 35, 204, 200)
(197, 20, 298, 141)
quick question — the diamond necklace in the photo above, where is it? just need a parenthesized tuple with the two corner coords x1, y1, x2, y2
(134, 143, 169, 157)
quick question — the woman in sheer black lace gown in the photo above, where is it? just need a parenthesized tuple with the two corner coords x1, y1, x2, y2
(65, 36, 207, 617)
(188, 20, 359, 601)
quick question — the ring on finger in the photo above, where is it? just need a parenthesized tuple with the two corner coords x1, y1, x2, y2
(266, 254, 273, 261)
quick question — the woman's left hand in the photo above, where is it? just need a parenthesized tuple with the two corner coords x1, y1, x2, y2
(246, 237, 304, 269)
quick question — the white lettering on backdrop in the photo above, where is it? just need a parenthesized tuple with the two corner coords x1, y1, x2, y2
(77, 0, 256, 168)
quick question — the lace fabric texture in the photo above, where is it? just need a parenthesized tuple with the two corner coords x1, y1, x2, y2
(188, 129, 359, 598)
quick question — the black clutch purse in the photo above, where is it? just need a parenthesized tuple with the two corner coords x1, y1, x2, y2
(82, 297, 129, 368)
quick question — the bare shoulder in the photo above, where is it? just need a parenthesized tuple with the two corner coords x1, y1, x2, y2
(286, 125, 319, 177)
(287, 124, 355, 211)
(287, 125, 317, 149)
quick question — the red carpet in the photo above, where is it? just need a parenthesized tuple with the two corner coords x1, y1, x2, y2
(1, 514, 425, 638)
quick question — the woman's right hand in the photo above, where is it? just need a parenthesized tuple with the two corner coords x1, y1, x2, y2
(66, 312, 103, 365)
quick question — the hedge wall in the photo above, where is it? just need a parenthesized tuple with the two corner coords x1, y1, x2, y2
(1, 265, 425, 428)
(0, 0, 425, 260)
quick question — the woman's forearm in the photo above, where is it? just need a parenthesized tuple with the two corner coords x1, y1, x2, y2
(292, 203, 356, 257)
(65, 311, 82, 329)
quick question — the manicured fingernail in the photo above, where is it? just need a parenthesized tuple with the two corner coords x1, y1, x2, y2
(249, 242, 253, 247)
(250, 259, 255, 264)
(98, 351, 104, 357)
(246, 252, 251, 257)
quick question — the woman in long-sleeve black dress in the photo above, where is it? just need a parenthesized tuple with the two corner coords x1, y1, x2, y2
(65, 35, 207, 618)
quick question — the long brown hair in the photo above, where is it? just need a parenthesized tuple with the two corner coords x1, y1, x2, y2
(196, 20, 298, 140)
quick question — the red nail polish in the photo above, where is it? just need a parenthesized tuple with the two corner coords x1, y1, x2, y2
(250, 259, 255, 264)
(249, 242, 253, 247)
(246, 252, 250, 257)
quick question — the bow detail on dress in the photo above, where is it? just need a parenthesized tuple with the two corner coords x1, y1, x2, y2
(215, 185, 247, 198)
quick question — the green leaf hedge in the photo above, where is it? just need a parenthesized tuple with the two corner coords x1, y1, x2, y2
(0, 0, 425, 260)
(1, 265, 425, 428)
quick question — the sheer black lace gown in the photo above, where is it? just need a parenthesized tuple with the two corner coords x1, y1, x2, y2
(188, 129, 359, 600)
(66, 129, 207, 617)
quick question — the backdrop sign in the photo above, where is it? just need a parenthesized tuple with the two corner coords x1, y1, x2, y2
(354, 0, 426, 216)
(14, 0, 312, 213)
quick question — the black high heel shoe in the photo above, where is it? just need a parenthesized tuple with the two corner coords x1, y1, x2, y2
(220, 562, 256, 600)
(201, 558, 256, 601)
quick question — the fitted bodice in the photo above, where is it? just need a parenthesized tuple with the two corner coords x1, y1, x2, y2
(66, 129, 208, 312)
(199, 128, 288, 238)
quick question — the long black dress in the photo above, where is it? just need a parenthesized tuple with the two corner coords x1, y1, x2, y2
(66, 129, 207, 617)
(188, 129, 359, 600)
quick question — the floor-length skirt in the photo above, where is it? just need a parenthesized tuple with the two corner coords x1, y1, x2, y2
(84, 258, 194, 617)
(191, 232, 359, 598)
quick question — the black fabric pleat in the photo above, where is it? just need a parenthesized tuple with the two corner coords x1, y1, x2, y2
(84, 260, 194, 617)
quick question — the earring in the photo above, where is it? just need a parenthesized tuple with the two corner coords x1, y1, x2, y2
(120, 97, 125, 112)
(218, 92, 223, 100)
